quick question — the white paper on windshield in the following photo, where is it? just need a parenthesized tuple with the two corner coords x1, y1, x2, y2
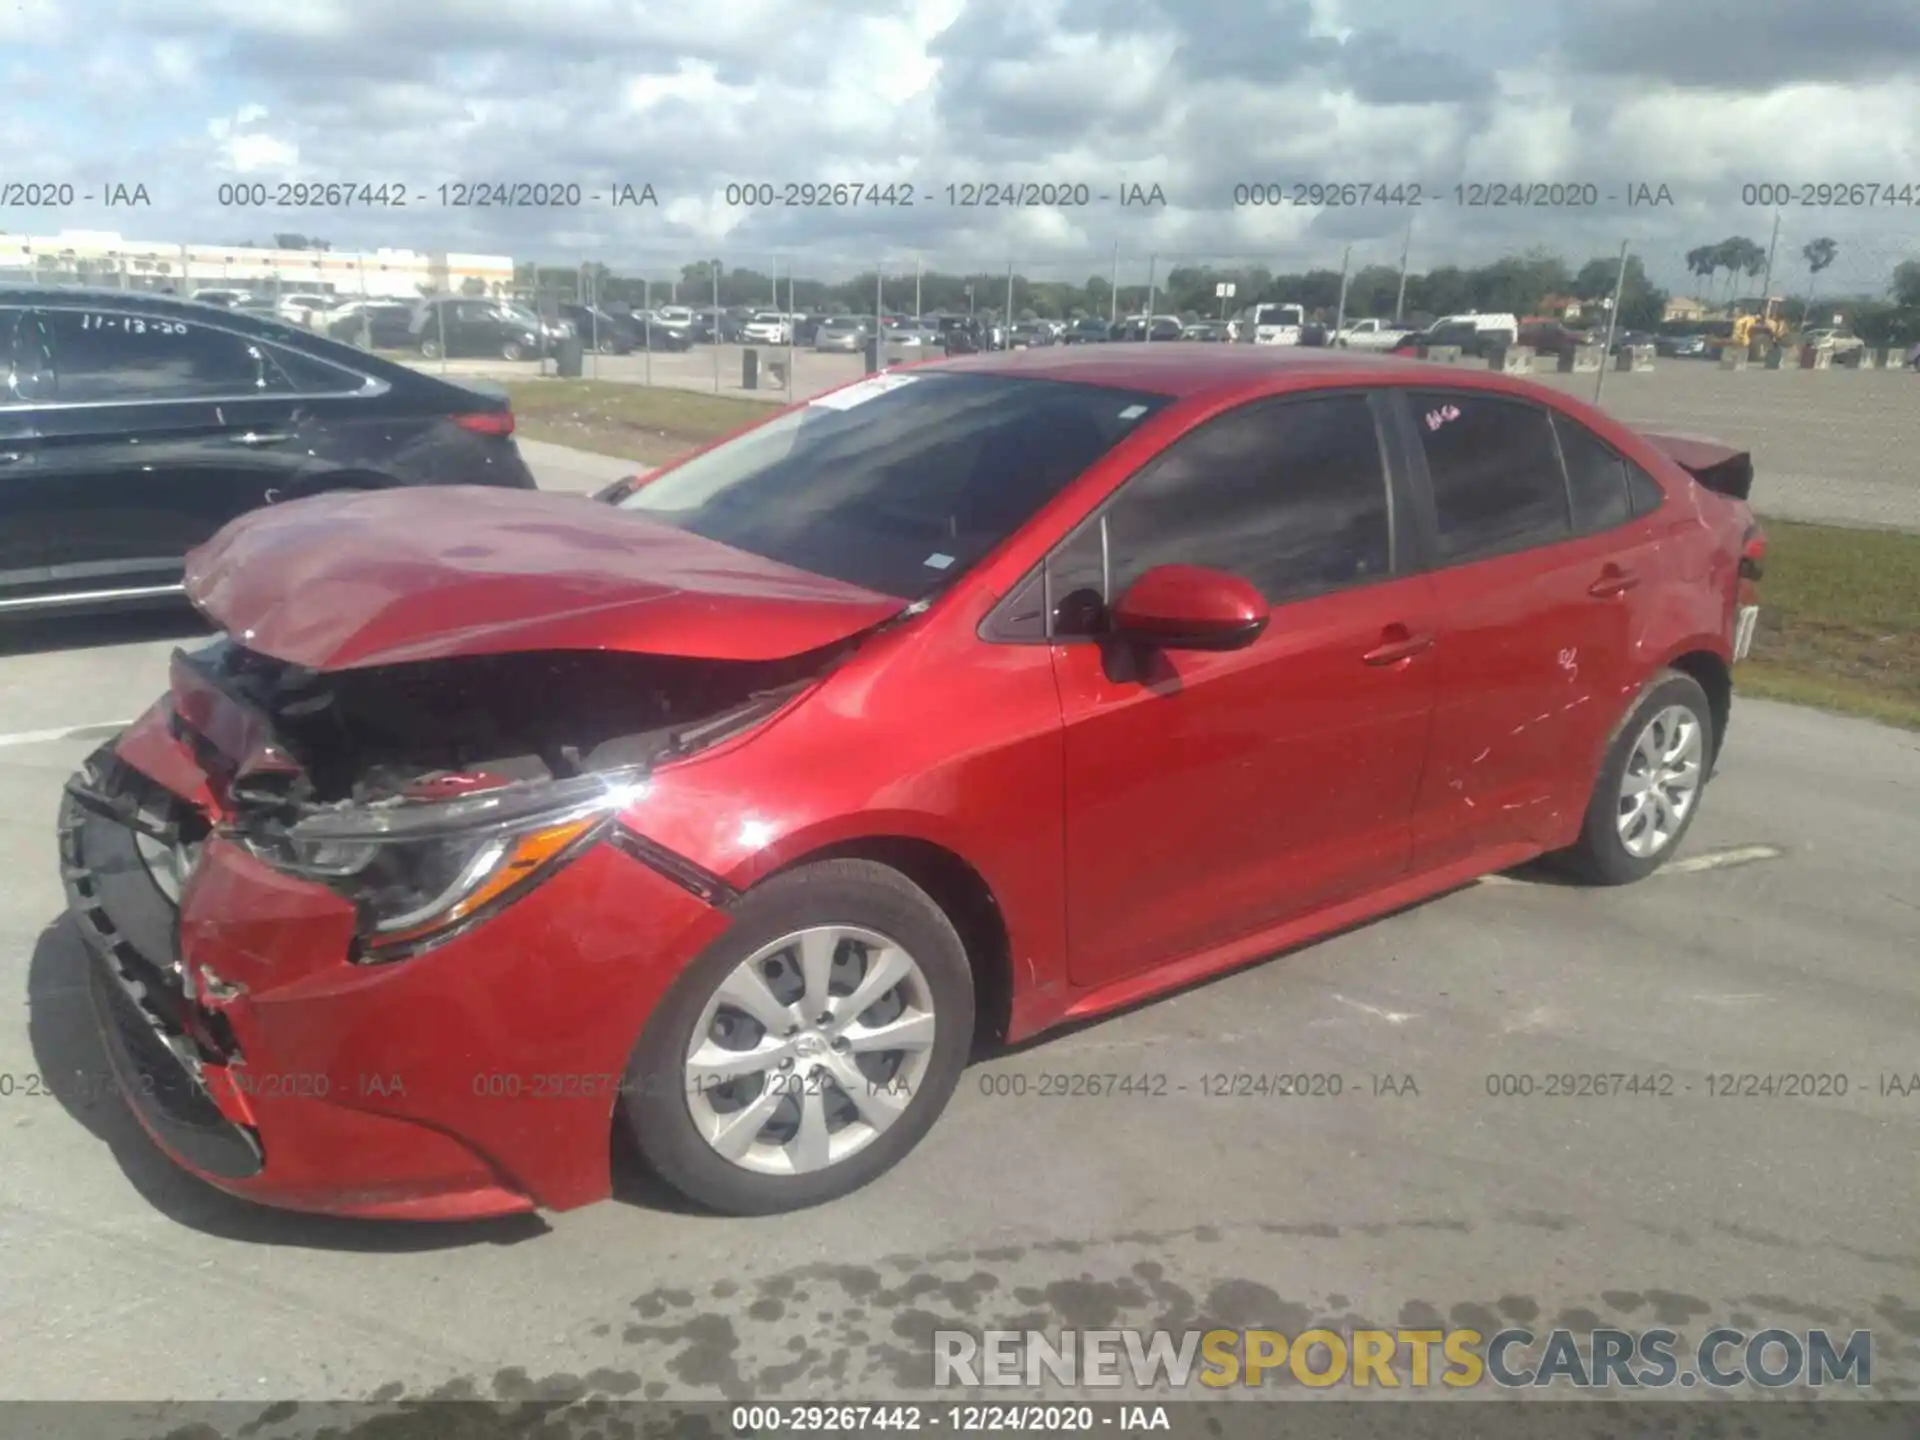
(923, 552, 955, 570)
(1117, 404, 1148, 420)
(810, 373, 921, 410)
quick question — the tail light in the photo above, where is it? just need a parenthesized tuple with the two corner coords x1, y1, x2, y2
(1739, 524, 1766, 582)
(453, 410, 515, 437)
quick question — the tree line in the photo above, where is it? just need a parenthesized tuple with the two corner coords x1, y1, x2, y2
(518, 243, 1920, 341)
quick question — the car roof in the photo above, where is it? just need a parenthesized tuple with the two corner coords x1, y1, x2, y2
(0, 284, 353, 337)
(921, 342, 1462, 398)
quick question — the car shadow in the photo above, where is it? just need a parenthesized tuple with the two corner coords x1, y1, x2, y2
(0, 601, 213, 658)
(25, 914, 550, 1250)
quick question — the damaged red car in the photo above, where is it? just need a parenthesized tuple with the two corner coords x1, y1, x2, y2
(60, 347, 1765, 1219)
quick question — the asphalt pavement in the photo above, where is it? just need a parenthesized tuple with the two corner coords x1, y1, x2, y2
(0, 445, 1914, 1408)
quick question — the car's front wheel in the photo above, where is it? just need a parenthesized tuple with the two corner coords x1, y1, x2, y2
(418, 337, 441, 359)
(1553, 669, 1716, 885)
(622, 859, 975, 1214)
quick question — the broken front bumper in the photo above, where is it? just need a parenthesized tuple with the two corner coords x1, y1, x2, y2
(59, 706, 734, 1221)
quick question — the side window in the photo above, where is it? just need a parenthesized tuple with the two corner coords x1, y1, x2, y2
(1087, 392, 1393, 611)
(1046, 519, 1108, 637)
(4, 309, 55, 403)
(262, 343, 367, 394)
(1626, 462, 1665, 517)
(1552, 414, 1633, 533)
(1409, 391, 1570, 563)
(41, 310, 270, 402)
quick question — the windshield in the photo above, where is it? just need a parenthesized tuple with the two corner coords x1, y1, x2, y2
(617, 372, 1170, 600)
(1255, 306, 1303, 326)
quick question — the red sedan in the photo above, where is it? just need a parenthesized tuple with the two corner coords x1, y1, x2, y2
(60, 346, 1765, 1219)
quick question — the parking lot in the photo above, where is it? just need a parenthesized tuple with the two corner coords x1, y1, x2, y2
(0, 439, 1916, 1410)
(415, 346, 1920, 535)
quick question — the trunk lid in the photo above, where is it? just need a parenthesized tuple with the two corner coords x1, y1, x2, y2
(182, 484, 906, 670)
(1636, 429, 1754, 503)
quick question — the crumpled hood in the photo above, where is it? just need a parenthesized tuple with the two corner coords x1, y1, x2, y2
(183, 485, 906, 670)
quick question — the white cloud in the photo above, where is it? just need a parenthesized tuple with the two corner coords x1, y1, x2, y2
(11, 0, 1918, 292)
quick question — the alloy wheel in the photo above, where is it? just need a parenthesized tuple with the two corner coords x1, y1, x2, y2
(1616, 705, 1704, 858)
(683, 925, 937, 1176)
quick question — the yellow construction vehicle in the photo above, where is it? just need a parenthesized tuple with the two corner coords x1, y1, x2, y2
(1705, 297, 1789, 357)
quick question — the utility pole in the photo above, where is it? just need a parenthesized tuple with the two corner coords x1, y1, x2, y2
(1593, 239, 1629, 405)
(711, 260, 721, 393)
(1333, 245, 1352, 336)
(1393, 215, 1414, 323)
(1109, 241, 1119, 324)
(1005, 259, 1015, 340)
(914, 255, 922, 317)
(1144, 253, 1157, 339)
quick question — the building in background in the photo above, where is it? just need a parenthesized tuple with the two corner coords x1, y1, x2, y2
(0, 230, 514, 300)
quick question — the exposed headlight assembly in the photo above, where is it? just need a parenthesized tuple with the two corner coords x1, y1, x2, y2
(243, 767, 649, 961)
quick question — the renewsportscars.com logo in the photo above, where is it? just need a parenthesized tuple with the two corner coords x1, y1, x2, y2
(933, 1327, 1873, 1391)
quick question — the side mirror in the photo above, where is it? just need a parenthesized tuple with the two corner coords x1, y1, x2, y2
(1109, 565, 1269, 652)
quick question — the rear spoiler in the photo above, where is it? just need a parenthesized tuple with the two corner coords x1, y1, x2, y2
(1636, 430, 1754, 503)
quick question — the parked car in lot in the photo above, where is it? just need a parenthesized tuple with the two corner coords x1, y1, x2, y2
(1392, 318, 1515, 360)
(188, 288, 253, 309)
(1335, 318, 1416, 350)
(1008, 321, 1055, 348)
(1182, 322, 1233, 342)
(1657, 331, 1709, 359)
(556, 303, 641, 354)
(813, 315, 869, 352)
(1799, 327, 1865, 355)
(61, 344, 1763, 1220)
(409, 297, 546, 361)
(326, 301, 416, 350)
(1247, 303, 1305, 345)
(0, 285, 535, 616)
(1113, 315, 1185, 342)
(1062, 317, 1113, 345)
(1516, 320, 1596, 360)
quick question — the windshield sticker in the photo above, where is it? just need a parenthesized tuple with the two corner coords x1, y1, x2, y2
(1424, 402, 1462, 431)
(1117, 404, 1148, 420)
(810, 373, 921, 410)
(923, 553, 955, 569)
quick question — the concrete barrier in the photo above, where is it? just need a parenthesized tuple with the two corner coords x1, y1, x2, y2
(1867, 346, 1897, 370)
(1486, 343, 1535, 374)
(1719, 347, 1749, 370)
(1419, 344, 1463, 363)
(1799, 344, 1833, 370)
(1558, 345, 1604, 373)
(1615, 344, 1655, 372)
(1762, 347, 1787, 370)
(1834, 346, 1867, 369)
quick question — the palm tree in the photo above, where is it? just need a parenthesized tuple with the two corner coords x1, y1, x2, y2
(1684, 245, 1717, 301)
(1801, 237, 1838, 326)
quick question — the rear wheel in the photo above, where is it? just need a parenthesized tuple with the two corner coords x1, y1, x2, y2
(621, 859, 974, 1214)
(418, 338, 442, 360)
(1551, 670, 1715, 885)
(500, 340, 524, 362)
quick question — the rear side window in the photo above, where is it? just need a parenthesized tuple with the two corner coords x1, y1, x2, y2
(263, 343, 368, 394)
(1552, 415, 1633, 533)
(1099, 392, 1394, 607)
(1409, 392, 1570, 562)
(39, 309, 272, 402)
(1627, 463, 1666, 516)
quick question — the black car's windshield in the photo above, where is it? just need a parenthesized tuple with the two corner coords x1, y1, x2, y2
(617, 372, 1170, 599)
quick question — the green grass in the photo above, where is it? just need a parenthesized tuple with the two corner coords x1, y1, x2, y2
(500, 379, 780, 466)
(1737, 519, 1920, 728)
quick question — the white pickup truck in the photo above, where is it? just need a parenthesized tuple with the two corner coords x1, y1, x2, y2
(1334, 318, 1416, 349)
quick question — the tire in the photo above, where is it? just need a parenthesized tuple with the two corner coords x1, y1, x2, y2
(597, 337, 620, 355)
(501, 341, 524, 362)
(1551, 669, 1716, 886)
(418, 338, 441, 360)
(621, 858, 975, 1215)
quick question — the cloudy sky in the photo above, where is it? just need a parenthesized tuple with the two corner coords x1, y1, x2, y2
(6, 0, 1919, 293)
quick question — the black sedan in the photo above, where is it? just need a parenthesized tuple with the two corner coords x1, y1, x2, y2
(0, 286, 536, 617)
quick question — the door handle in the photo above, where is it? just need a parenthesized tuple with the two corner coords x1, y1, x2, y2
(229, 431, 294, 446)
(1588, 566, 1639, 598)
(1362, 628, 1435, 666)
